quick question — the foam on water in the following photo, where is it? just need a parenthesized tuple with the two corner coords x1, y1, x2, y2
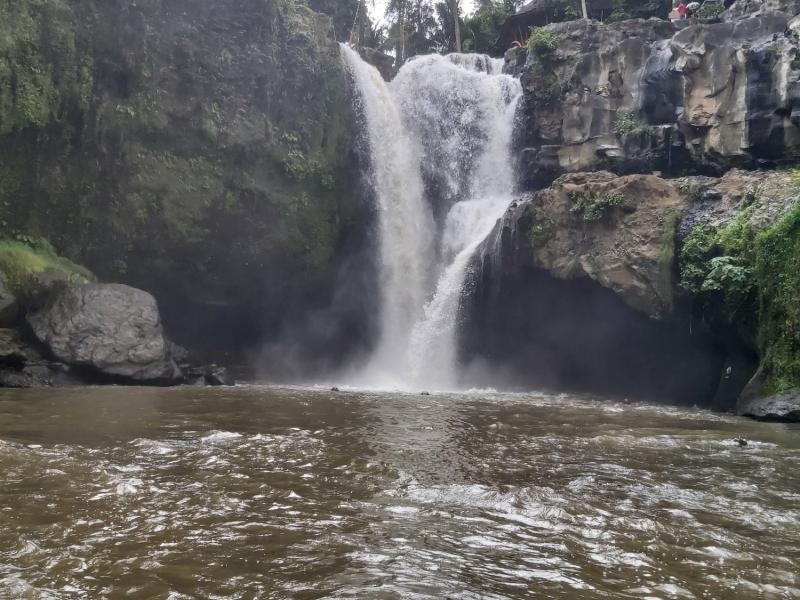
(340, 46, 521, 390)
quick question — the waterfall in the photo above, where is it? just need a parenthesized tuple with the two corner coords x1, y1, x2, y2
(340, 46, 522, 390)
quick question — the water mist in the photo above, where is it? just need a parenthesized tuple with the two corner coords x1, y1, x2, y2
(341, 45, 521, 390)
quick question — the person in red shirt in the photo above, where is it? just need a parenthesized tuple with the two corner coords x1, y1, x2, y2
(677, 2, 688, 19)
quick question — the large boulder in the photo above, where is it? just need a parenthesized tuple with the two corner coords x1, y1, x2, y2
(737, 389, 800, 421)
(27, 284, 181, 383)
(502, 172, 686, 316)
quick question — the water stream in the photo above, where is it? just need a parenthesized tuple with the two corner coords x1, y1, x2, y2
(1, 386, 797, 598)
(341, 47, 521, 390)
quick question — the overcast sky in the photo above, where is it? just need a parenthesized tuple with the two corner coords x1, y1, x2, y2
(368, 0, 478, 24)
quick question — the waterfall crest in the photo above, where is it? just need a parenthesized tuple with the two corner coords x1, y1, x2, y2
(340, 46, 521, 390)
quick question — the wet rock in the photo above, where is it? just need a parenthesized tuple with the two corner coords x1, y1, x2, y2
(679, 169, 800, 237)
(512, 11, 800, 181)
(204, 365, 235, 387)
(27, 284, 181, 383)
(331, 386, 340, 392)
(500, 172, 687, 316)
(0, 329, 85, 388)
(21, 268, 73, 310)
(0, 273, 18, 327)
(737, 389, 800, 421)
(357, 46, 395, 80)
(184, 365, 235, 386)
(0, 329, 34, 368)
(0, 362, 82, 388)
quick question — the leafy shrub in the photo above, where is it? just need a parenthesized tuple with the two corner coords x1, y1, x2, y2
(679, 223, 718, 294)
(527, 27, 559, 55)
(695, 1, 725, 22)
(569, 190, 624, 222)
(701, 256, 754, 306)
(613, 110, 648, 135)
(675, 179, 691, 197)
(754, 203, 800, 393)
(679, 203, 800, 393)
(526, 205, 555, 247)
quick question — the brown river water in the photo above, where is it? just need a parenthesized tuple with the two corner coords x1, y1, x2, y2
(0, 386, 798, 599)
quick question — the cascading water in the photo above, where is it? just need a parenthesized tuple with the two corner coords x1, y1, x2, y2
(341, 45, 522, 390)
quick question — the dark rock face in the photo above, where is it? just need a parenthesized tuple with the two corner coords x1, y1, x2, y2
(357, 47, 395, 81)
(459, 171, 727, 404)
(465, 169, 799, 409)
(0, 328, 85, 388)
(510, 9, 800, 187)
(0, 0, 373, 371)
(0, 274, 17, 327)
(737, 389, 800, 421)
(28, 284, 181, 383)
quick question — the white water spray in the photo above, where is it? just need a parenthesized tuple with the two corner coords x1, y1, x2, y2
(341, 46, 521, 390)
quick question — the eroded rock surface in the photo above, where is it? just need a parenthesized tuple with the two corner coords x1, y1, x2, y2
(28, 284, 181, 383)
(737, 389, 800, 421)
(499, 172, 684, 315)
(510, 6, 800, 187)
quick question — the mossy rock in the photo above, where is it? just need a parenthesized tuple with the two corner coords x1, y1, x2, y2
(0, 240, 92, 293)
(0, 0, 365, 353)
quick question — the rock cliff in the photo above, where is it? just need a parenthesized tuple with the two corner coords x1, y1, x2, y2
(0, 0, 373, 367)
(509, 1, 800, 188)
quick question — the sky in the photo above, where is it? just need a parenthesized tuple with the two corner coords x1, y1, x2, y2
(368, 0, 478, 24)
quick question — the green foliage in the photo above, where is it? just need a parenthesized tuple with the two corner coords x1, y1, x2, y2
(679, 210, 756, 311)
(675, 178, 691, 197)
(679, 224, 718, 295)
(680, 202, 800, 393)
(613, 110, 648, 135)
(605, 0, 668, 22)
(753, 203, 800, 393)
(526, 205, 555, 248)
(783, 165, 800, 189)
(695, 1, 725, 22)
(569, 190, 623, 222)
(0, 238, 93, 293)
(527, 27, 559, 55)
(525, 27, 561, 103)
(463, 2, 516, 56)
(701, 256, 753, 307)
(0, 0, 92, 134)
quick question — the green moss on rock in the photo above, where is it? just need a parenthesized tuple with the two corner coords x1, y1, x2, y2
(680, 201, 800, 394)
(754, 203, 800, 394)
(0, 239, 93, 294)
(0, 0, 362, 348)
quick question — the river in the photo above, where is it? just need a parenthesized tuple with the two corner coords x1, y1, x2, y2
(0, 386, 798, 598)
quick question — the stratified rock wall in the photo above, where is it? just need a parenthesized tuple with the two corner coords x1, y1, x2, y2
(509, 5, 800, 187)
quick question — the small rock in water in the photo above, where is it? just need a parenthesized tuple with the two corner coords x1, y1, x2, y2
(735, 438, 748, 447)
(420, 391, 430, 396)
(331, 387, 340, 392)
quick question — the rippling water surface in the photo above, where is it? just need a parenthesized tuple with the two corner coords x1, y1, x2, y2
(0, 386, 798, 599)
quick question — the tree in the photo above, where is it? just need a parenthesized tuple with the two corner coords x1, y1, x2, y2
(463, 0, 520, 55)
(449, 0, 462, 52)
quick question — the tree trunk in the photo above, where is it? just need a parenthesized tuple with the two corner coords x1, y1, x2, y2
(581, 0, 588, 19)
(451, 0, 462, 52)
(396, 0, 407, 69)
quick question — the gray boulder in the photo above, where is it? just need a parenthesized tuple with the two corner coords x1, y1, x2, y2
(28, 284, 181, 383)
(737, 389, 800, 421)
